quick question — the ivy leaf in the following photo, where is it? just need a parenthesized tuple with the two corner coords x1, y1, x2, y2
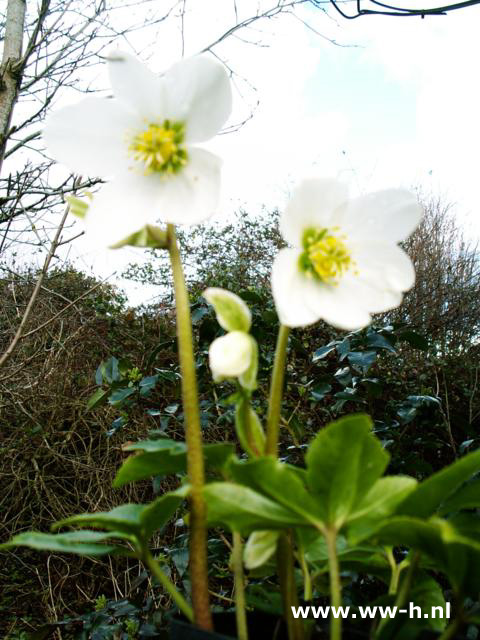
(347, 351, 377, 374)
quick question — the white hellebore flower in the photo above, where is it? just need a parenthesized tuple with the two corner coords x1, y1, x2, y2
(209, 331, 254, 382)
(272, 178, 422, 330)
(43, 52, 232, 247)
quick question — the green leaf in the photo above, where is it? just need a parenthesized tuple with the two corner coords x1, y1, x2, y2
(228, 457, 324, 527)
(203, 288, 251, 332)
(86, 388, 109, 411)
(312, 342, 338, 362)
(305, 414, 389, 528)
(347, 351, 377, 373)
(66, 194, 91, 219)
(239, 336, 258, 391)
(366, 332, 397, 353)
(244, 530, 280, 569)
(374, 516, 480, 597)
(439, 478, 480, 515)
(109, 224, 168, 249)
(0, 531, 125, 556)
(53, 504, 148, 535)
(109, 386, 136, 406)
(234, 403, 265, 457)
(52, 489, 187, 541)
(310, 383, 332, 401)
(397, 448, 480, 518)
(304, 535, 390, 574)
(346, 476, 418, 543)
(204, 482, 307, 533)
(114, 441, 234, 487)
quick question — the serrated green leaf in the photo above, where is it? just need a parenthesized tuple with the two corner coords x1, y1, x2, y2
(346, 476, 418, 543)
(439, 478, 480, 515)
(397, 448, 480, 518)
(305, 414, 389, 528)
(228, 456, 324, 527)
(0, 531, 125, 556)
(374, 516, 480, 597)
(114, 442, 234, 487)
(204, 482, 307, 533)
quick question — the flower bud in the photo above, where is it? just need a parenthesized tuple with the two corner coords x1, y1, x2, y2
(203, 288, 251, 332)
(244, 530, 280, 569)
(209, 331, 253, 381)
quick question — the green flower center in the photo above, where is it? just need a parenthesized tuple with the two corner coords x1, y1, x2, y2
(299, 227, 353, 284)
(129, 120, 188, 175)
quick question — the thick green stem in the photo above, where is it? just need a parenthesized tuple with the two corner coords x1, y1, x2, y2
(167, 224, 212, 630)
(265, 324, 290, 457)
(326, 528, 342, 640)
(278, 532, 304, 640)
(142, 548, 194, 622)
(232, 532, 249, 640)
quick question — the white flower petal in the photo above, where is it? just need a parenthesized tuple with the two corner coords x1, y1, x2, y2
(43, 97, 138, 177)
(280, 178, 349, 247)
(355, 243, 416, 291)
(302, 283, 372, 331)
(209, 331, 253, 380)
(83, 174, 160, 247)
(271, 249, 321, 327)
(108, 51, 165, 122)
(163, 55, 231, 143)
(155, 148, 222, 225)
(337, 274, 403, 314)
(341, 189, 422, 243)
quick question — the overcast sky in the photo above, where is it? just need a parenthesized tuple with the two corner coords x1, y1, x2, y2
(46, 0, 480, 304)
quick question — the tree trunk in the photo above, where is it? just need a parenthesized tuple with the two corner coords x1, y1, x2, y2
(0, 0, 27, 176)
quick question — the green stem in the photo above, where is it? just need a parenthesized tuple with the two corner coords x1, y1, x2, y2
(376, 552, 419, 638)
(167, 224, 212, 630)
(438, 618, 462, 640)
(297, 541, 313, 602)
(232, 532, 249, 640)
(386, 547, 400, 595)
(265, 324, 290, 457)
(142, 548, 194, 622)
(278, 532, 304, 640)
(325, 528, 342, 640)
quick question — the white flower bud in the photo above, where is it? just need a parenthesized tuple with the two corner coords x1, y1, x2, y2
(209, 331, 253, 381)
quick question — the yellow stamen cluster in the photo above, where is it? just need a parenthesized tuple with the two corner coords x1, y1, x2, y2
(129, 120, 187, 175)
(300, 227, 353, 284)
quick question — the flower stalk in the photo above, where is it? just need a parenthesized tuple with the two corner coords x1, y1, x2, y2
(167, 224, 212, 630)
(232, 532, 249, 640)
(265, 324, 290, 456)
(278, 532, 304, 640)
(326, 528, 342, 640)
(142, 547, 194, 622)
